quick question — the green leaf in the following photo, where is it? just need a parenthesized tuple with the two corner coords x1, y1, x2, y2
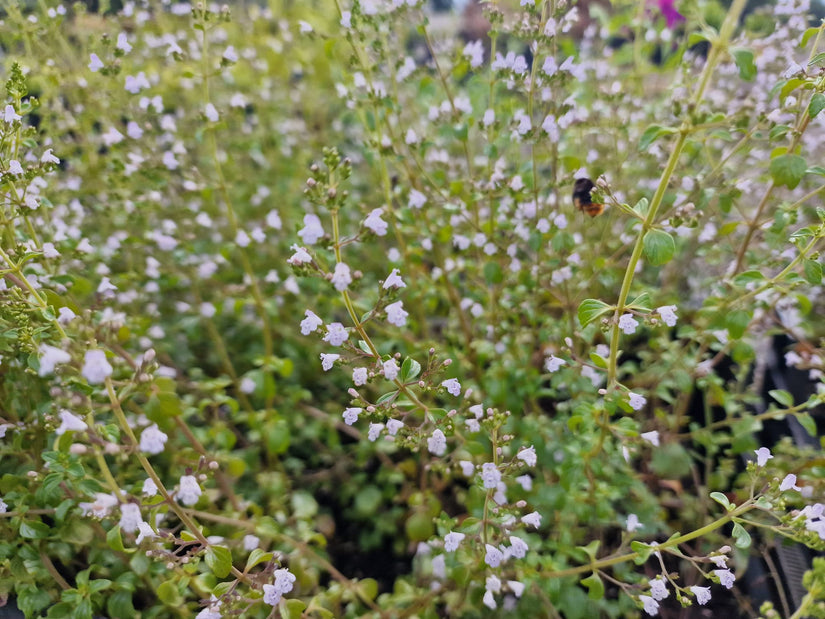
(589, 353, 607, 369)
(156, 581, 183, 606)
(205, 546, 233, 578)
(732, 49, 756, 81)
(809, 93, 825, 119)
(577, 299, 612, 328)
(732, 522, 752, 549)
(725, 309, 752, 340)
(357, 578, 379, 601)
(639, 125, 677, 151)
(796, 412, 818, 437)
(632, 197, 650, 216)
(88, 579, 112, 594)
(733, 270, 764, 285)
(769, 124, 791, 141)
(400, 357, 421, 382)
(769, 389, 794, 407)
(280, 599, 308, 619)
(809, 51, 825, 66)
(710, 492, 733, 511)
(627, 291, 651, 311)
(106, 525, 125, 552)
(483, 261, 503, 284)
(800, 26, 821, 49)
(19, 520, 51, 539)
(803, 259, 822, 284)
(770, 153, 807, 189)
(376, 390, 399, 404)
(245, 549, 274, 571)
(577, 539, 600, 561)
(631, 541, 653, 564)
(581, 572, 605, 600)
(107, 590, 135, 618)
(642, 229, 676, 266)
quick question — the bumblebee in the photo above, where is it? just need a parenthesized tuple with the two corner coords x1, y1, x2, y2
(572, 178, 605, 217)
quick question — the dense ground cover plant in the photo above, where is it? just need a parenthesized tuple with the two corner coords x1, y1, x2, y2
(1, 0, 825, 616)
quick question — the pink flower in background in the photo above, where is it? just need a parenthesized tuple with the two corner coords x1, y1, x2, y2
(657, 0, 684, 28)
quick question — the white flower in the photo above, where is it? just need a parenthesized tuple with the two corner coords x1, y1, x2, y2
(383, 358, 399, 380)
(116, 32, 132, 53)
(386, 419, 403, 436)
(628, 392, 647, 411)
(649, 578, 669, 601)
(428, 429, 447, 456)
(619, 313, 639, 335)
(342, 408, 361, 425)
(657, 305, 678, 327)
(287, 245, 312, 266)
(383, 268, 406, 289)
(364, 208, 388, 236)
(522, 511, 541, 528)
(298, 20, 313, 34)
(223, 45, 239, 62)
(431, 553, 445, 578)
(55, 410, 87, 435)
(463, 39, 484, 68)
(368, 423, 384, 441)
(508, 580, 525, 597)
(714, 568, 735, 589)
(640, 595, 659, 616)
(331, 262, 352, 291)
(79, 493, 118, 518)
(544, 354, 565, 372)
(690, 586, 711, 605)
(243, 534, 260, 551)
(441, 378, 461, 396)
(486, 574, 502, 593)
(444, 531, 465, 552)
(38, 344, 71, 376)
(322, 323, 348, 346)
(626, 513, 643, 532)
(482, 589, 496, 610)
(300, 310, 323, 335)
(484, 544, 504, 567)
(517, 446, 537, 467)
(88, 53, 104, 72)
(385, 301, 408, 327)
(119, 503, 142, 533)
(640, 431, 660, 447)
(41, 149, 60, 164)
(262, 568, 296, 606)
(81, 349, 113, 384)
(754, 447, 773, 467)
(135, 521, 156, 544)
(780, 473, 800, 492)
(8, 160, 24, 175)
(320, 353, 340, 371)
(177, 475, 202, 506)
(0, 498, 7, 513)
(204, 103, 219, 123)
(142, 478, 158, 496)
(298, 214, 325, 244)
(340, 10, 352, 28)
(406, 188, 427, 209)
(405, 128, 419, 145)
(481, 463, 501, 489)
(352, 367, 368, 386)
(239, 377, 256, 394)
(459, 461, 475, 477)
(508, 536, 528, 559)
(140, 424, 168, 454)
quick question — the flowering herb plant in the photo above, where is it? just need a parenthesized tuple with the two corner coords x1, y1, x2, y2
(0, 0, 824, 617)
